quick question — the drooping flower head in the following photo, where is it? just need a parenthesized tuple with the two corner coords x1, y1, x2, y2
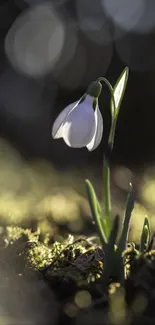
(52, 81, 103, 151)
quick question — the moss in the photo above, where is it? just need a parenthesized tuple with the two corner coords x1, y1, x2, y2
(2, 225, 155, 324)
(4, 226, 40, 244)
(1, 226, 103, 283)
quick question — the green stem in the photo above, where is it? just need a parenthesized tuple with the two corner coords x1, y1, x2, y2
(103, 156, 112, 232)
(97, 77, 116, 119)
(108, 117, 117, 151)
(96, 77, 117, 235)
(97, 77, 119, 150)
(97, 77, 118, 234)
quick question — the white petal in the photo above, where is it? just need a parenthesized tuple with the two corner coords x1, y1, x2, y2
(63, 96, 95, 148)
(113, 67, 128, 110)
(52, 100, 78, 139)
(86, 106, 103, 151)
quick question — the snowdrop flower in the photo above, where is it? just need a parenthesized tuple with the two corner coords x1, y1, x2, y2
(52, 81, 103, 151)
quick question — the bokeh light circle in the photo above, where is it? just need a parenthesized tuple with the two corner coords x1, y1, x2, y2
(5, 4, 65, 77)
(76, 0, 112, 46)
(102, 0, 145, 32)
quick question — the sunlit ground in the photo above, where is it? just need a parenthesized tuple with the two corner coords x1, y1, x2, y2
(0, 137, 154, 244)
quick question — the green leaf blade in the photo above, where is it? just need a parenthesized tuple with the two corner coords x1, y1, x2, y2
(85, 179, 108, 246)
(118, 183, 134, 254)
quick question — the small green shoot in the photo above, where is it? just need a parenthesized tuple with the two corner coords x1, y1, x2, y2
(118, 183, 134, 254)
(140, 216, 151, 253)
(116, 183, 134, 284)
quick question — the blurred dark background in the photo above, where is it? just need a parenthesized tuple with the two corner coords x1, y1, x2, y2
(1, 0, 155, 169)
(1, 2, 155, 322)
(0, 0, 155, 242)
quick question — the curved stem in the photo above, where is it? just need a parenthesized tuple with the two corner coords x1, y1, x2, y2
(97, 77, 117, 151)
(97, 77, 116, 120)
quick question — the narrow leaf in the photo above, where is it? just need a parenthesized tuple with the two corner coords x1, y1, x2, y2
(106, 215, 119, 256)
(118, 183, 134, 253)
(140, 216, 151, 253)
(147, 232, 155, 251)
(85, 179, 107, 246)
